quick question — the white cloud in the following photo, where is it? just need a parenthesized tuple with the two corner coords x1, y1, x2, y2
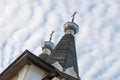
(0, 0, 120, 80)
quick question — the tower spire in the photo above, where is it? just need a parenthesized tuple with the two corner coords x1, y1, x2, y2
(47, 17, 80, 78)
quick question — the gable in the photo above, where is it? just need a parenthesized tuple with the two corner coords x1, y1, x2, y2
(0, 50, 54, 80)
(0, 50, 80, 80)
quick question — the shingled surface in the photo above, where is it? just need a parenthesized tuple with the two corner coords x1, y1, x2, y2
(47, 34, 79, 78)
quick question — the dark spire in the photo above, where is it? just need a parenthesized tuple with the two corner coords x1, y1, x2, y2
(47, 21, 79, 78)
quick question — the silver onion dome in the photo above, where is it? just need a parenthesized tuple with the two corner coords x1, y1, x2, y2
(64, 22, 79, 35)
(41, 41, 55, 51)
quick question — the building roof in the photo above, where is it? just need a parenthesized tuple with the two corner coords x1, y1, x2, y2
(47, 34, 79, 78)
(0, 50, 80, 80)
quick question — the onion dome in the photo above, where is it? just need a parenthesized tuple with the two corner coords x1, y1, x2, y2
(64, 22, 79, 35)
(41, 41, 55, 51)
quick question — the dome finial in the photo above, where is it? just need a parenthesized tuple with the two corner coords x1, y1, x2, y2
(39, 31, 55, 59)
(71, 11, 77, 22)
(49, 31, 55, 42)
(64, 12, 79, 35)
(39, 31, 55, 58)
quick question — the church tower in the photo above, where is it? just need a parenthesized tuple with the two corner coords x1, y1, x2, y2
(47, 22, 79, 78)
(0, 13, 80, 80)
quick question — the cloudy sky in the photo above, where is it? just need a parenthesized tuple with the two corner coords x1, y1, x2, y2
(0, 0, 120, 80)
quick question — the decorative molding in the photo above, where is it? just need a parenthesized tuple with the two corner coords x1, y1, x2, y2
(64, 66, 77, 78)
(52, 61, 63, 71)
(52, 77, 60, 80)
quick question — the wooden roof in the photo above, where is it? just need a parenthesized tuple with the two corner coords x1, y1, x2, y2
(47, 34, 79, 78)
(0, 50, 80, 80)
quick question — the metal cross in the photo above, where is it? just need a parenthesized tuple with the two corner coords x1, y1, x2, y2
(71, 12, 77, 22)
(49, 31, 55, 42)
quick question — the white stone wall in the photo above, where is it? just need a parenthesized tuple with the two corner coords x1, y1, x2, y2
(12, 64, 47, 80)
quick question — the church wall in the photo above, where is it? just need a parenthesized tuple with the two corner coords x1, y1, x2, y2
(12, 64, 47, 80)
